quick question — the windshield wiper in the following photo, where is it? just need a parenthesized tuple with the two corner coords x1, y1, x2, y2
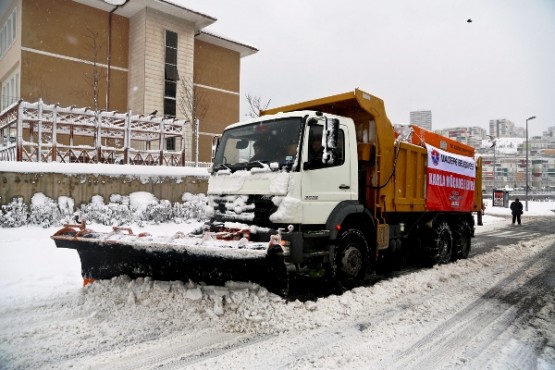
(214, 163, 231, 172)
(246, 160, 267, 168)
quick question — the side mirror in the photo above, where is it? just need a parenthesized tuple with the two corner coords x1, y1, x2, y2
(324, 118, 339, 149)
(322, 118, 339, 164)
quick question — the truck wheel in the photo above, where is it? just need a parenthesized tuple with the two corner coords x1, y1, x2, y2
(332, 229, 369, 291)
(452, 221, 471, 260)
(423, 221, 453, 265)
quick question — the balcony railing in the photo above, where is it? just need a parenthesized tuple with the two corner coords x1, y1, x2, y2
(0, 100, 210, 168)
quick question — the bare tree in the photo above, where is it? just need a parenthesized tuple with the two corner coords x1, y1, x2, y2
(177, 77, 208, 123)
(177, 77, 209, 165)
(245, 93, 271, 118)
(72, 28, 107, 151)
(82, 28, 105, 113)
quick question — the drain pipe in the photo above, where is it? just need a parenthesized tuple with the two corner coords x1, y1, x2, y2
(105, 0, 129, 110)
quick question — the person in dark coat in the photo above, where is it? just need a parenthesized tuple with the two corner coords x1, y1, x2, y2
(250, 141, 267, 162)
(308, 135, 324, 167)
(510, 198, 523, 225)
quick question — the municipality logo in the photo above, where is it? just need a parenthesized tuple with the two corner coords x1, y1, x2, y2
(431, 149, 440, 166)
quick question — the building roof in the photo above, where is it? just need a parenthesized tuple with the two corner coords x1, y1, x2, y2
(73, 0, 217, 31)
(73, 0, 256, 57)
(195, 31, 258, 58)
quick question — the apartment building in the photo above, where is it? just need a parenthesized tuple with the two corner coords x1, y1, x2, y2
(489, 118, 519, 138)
(0, 0, 257, 162)
(409, 110, 432, 131)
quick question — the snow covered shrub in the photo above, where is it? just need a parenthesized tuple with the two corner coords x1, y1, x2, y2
(0, 197, 28, 228)
(129, 191, 158, 221)
(195, 193, 208, 220)
(29, 193, 61, 227)
(109, 194, 124, 204)
(144, 199, 173, 224)
(172, 202, 187, 223)
(178, 192, 208, 221)
(106, 194, 133, 226)
(58, 196, 75, 224)
(78, 195, 113, 225)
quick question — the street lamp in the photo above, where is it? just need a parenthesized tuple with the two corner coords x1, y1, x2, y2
(525, 115, 536, 211)
(487, 135, 497, 189)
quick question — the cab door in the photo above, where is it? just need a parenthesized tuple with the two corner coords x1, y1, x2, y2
(301, 123, 354, 224)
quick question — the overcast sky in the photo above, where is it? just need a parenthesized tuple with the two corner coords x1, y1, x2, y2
(181, 0, 554, 137)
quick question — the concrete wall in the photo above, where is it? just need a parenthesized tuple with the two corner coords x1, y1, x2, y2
(0, 171, 208, 207)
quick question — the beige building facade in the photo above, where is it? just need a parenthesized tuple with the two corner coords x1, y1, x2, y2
(0, 0, 257, 162)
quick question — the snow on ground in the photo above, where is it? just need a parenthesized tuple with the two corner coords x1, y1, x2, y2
(0, 201, 554, 369)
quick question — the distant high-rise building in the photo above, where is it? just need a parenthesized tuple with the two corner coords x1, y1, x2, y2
(543, 126, 555, 138)
(436, 126, 486, 149)
(410, 110, 432, 131)
(489, 119, 516, 138)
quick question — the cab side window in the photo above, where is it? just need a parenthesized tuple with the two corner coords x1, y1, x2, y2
(306, 126, 344, 169)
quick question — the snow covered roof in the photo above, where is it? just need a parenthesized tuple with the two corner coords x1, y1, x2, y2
(72, 1, 257, 57)
(195, 31, 258, 58)
(73, 0, 216, 31)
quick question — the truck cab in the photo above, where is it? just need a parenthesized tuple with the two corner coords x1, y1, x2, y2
(208, 111, 358, 227)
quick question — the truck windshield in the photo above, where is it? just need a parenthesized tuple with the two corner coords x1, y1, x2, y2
(212, 117, 304, 172)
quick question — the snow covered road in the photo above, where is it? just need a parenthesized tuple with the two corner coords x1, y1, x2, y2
(1, 215, 554, 369)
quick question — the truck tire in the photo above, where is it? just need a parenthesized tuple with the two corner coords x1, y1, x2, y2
(451, 221, 471, 260)
(332, 229, 369, 291)
(423, 220, 453, 265)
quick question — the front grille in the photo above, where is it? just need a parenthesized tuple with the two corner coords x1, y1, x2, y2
(210, 195, 278, 228)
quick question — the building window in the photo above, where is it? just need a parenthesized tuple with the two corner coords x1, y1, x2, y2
(1, 70, 19, 111)
(164, 30, 178, 117)
(0, 8, 17, 58)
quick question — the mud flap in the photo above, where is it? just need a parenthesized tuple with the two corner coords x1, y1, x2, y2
(265, 244, 289, 296)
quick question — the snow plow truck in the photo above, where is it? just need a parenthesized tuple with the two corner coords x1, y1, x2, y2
(52, 89, 484, 296)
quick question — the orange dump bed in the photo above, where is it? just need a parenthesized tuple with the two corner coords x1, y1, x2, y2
(410, 125, 474, 158)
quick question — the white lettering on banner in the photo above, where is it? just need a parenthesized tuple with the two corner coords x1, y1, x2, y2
(439, 153, 475, 171)
(426, 144, 476, 178)
(428, 173, 445, 186)
(428, 173, 475, 190)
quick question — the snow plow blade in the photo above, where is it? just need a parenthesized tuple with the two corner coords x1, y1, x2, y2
(51, 223, 289, 296)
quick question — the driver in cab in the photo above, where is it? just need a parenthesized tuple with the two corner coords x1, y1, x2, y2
(250, 141, 267, 162)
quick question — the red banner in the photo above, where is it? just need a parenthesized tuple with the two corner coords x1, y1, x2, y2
(426, 144, 476, 211)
